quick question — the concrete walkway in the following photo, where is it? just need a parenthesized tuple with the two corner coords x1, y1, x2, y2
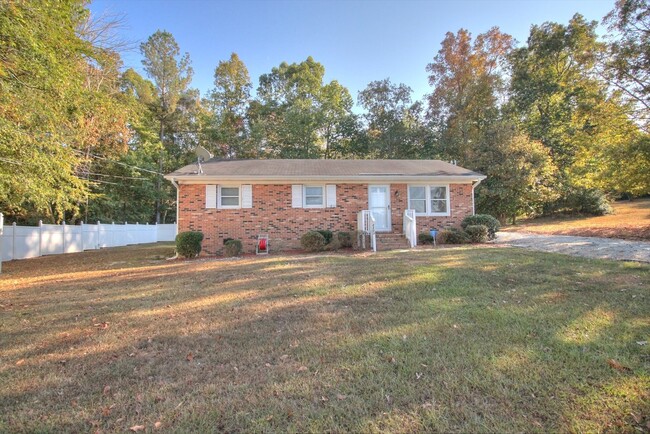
(493, 231, 650, 263)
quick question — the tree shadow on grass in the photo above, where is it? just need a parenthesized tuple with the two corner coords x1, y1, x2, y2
(0, 248, 648, 432)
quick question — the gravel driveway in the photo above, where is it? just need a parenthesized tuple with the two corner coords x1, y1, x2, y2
(493, 231, 650, 263)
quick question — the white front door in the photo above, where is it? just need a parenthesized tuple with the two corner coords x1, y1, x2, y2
(368, 185, 391, 231)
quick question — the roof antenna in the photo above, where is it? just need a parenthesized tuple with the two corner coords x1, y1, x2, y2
(195, 146, 212, 174)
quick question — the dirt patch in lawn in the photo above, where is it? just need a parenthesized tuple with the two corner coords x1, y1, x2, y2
(1, 244, 648, 432)
(503, 199, 650, 241)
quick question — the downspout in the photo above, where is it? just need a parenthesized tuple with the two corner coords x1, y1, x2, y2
(170, 178, 179, 235)
(471, 179, 483, 215)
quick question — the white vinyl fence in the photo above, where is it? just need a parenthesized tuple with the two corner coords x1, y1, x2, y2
(0, 215, 177, 263)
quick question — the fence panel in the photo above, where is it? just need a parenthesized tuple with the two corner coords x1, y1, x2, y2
(157, 224, 177, 242)
(0, 218, 177, 263)
(41, 224, 63, 256)
(83, 224, 99, 250)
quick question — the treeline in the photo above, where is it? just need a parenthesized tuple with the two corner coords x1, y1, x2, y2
(1, 0, 648, 224)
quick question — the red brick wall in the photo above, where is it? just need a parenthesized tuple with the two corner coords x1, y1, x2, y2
(391, 184, 474, 234)
(178, 183, 474, 255)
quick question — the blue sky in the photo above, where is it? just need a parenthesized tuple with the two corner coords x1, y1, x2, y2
(89, 0, 614, 107)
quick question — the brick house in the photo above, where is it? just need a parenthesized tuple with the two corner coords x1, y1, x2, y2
(165, 159, 486, 254)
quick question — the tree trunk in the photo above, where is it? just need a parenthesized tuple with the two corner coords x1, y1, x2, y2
(155, 119, 164, 224)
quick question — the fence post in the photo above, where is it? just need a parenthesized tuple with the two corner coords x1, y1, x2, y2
(38, 220, 43, 257)
(97, 221, 100, 249)
(80, 221, 84, 251)
(62, 221, 66, 254)
(0, 213, 3, 274)
(12, 222, 16, 261)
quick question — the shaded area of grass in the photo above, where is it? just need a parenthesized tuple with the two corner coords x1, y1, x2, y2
(504, 199, 650, 241)
(1, 244, 649, 432)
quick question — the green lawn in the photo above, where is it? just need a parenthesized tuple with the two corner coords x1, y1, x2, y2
(0, 244, 648, 432)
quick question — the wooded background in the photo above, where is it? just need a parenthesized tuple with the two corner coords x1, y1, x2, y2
(1, 0, 648, 225)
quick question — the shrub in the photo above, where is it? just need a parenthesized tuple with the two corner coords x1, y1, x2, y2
(465, 224, 489, 243)
(324, 236, 341, 251)
(461, 214, 500, 240)
(224, 239, 243, 257)
(301, 231, 326, 252)
(315, 229, 333, 244)
(337, 231, 353, 248)
(566, 188, 613, 216)
(418, 232, 434, 244)
(175, 231, 204, 258)
(438, 227, 469, 245)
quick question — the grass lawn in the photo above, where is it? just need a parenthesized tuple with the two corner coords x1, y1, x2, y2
(1, 243, 649, 433)
(503, 198, 650, 241)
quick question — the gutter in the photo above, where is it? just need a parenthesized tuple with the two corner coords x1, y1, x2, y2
(170, 178, 179, 236)
(164, 174, 487, 185)
(471, 178, 483, 215)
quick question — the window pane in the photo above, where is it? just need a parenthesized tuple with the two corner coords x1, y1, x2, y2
(222, 196, 239, 206)
(431, 199, 447, 213)
(305, 186, 322, 196)
(430, 186, 447, 200)
(409, 186, 425, 200)
(410, 199, 426, 213)
(305, 196, 323, 205)
(221, 187, 239, 197)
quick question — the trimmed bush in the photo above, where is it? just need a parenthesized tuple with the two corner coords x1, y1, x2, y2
(315, 230, 333, 244)
(465, 224, 489, 243)
(461, 214, 500, 240)
(438, 227, 469, 245)
(175, 231, 204, 258)
(418, 232, 434, 245)
(301, 231, 326, 252)
(324, 236, 341, 251)
(224, 239, 243, 257)
(337, 231, 353, 248)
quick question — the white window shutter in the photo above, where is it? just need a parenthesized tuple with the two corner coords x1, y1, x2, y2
(241, 184, 252, 208)
(292, 184, 303, 208)
(326, 184, 337, 208)
(205, 185, 217, 209)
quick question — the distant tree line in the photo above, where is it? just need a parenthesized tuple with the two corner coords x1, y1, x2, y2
(1, 0, 648, 224)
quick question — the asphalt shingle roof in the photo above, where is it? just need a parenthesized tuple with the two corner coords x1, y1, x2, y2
(166, 159, 484, 180)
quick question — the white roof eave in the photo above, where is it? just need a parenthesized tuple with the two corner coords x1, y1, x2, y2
(164, 174, 487, 184)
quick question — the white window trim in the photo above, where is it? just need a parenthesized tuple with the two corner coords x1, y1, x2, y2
(303, 185, 325, 208)
(407, 184, 450, 217)
(218, 185, 241, 209)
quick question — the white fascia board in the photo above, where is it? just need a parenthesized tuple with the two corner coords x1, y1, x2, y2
(165, 175, 486, 184)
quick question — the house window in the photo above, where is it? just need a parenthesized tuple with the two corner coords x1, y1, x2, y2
(304, 186, 324, 207)
(219, 186, 240, 208)
(430, 186, 448, 214)
(408, 185, 449, 216)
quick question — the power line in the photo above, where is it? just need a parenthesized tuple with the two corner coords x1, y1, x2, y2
(83, 171, 154, 181)
(72, 149, 163, 175)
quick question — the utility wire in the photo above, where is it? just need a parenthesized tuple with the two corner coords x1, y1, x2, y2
(72, 149, 163, 175)
(83, 171, 154, 181)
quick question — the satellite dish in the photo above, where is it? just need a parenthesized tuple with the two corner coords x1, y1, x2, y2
(195, 146, 213, 174)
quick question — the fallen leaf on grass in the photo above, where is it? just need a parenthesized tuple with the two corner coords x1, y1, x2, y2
(636, 341, 647, 346)
(337, 394, 346, 400)
(607, 359, 632, 372)
(297, 366, 308, 372)
(103, 385, 111, 395)
(130, 425, 145, 432)
(15, 359, 25, 366)
(186, 352, 193, 362)
(93, 322, 109, 329)
(154, 421, 162, 429)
